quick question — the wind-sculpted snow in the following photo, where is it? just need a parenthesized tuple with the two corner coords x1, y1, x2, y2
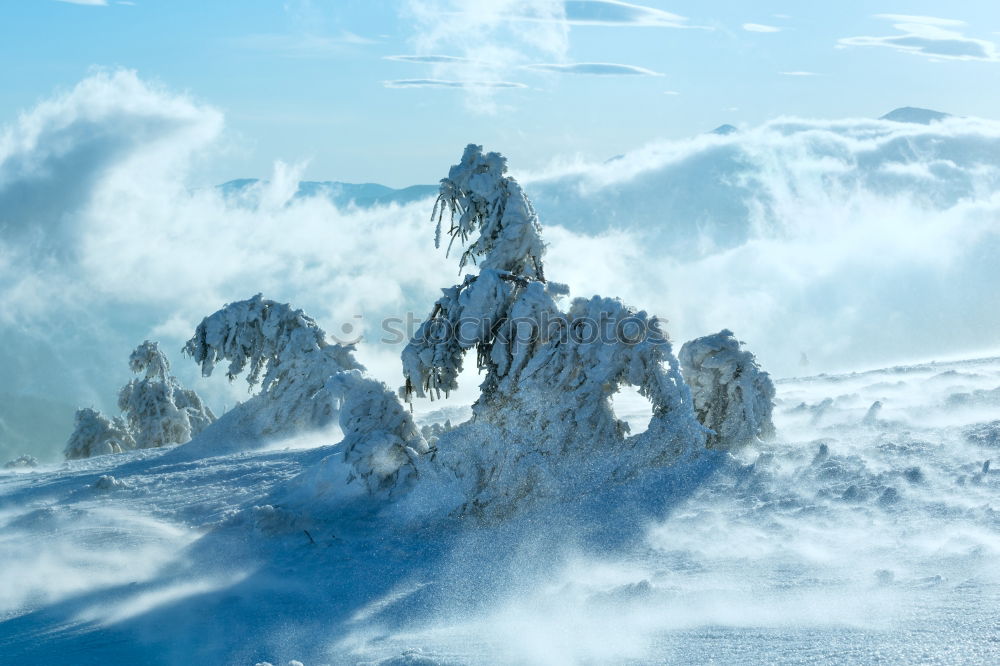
(326, 370, 428, 493)
(2, 355, 999, 664)
(679, 329, 776, 450)
(433, 144, 546, 280)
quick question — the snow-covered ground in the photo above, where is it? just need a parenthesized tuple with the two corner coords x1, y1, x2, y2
(1, 356, 998, 665)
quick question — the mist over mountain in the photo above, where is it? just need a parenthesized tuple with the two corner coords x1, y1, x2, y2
(1, 72, 998, 460)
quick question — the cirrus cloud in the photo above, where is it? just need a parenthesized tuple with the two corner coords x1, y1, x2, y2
(524, 62, 662, 76)
(743, 23, 781, 33)
(384, 54, 476, 64)
(559, 1, 688, 28)
(838, 14, 1000, 62)
(383, 78, 527, 89)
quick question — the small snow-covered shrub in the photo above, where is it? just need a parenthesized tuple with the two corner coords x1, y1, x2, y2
(3, 454, 39, 469)
(65, 408, 136, 459)
(679, 329, 775, 450)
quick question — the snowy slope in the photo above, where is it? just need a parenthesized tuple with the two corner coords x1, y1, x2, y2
(1, 356, 998, 665)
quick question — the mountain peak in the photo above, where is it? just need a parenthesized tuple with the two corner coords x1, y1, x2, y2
(711, 124, 739, 135)
(880, 107, 951, 125)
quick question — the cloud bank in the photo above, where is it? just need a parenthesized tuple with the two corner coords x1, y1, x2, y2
(0, 70, 455, 443)
(522, 111, 1000, 377)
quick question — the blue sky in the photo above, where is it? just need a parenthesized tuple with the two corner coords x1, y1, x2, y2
(3, 0, 1000, 185)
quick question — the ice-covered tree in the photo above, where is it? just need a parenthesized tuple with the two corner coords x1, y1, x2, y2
(64, 407, 136, 459)
(678, 330, 775, 450)
(118, 341, 216, 449)
(184, 295, 427, 488)
(400, 145, 705, 518)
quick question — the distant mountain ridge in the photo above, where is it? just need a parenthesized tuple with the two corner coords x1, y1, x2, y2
(218, 178, 438, 208)
(879, 107, 951, 124)
(219, 109, 953, 209)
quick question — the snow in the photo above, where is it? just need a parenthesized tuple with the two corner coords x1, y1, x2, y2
(3, 455, 38, 470)
(1, 355, 999, 663)
(679, 329, 776, 450)
(118, 341, 216, 450)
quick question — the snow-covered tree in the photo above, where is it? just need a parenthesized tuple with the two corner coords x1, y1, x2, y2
(64, 407, 136, 460)
(184, 295, 427, 488)
(118, 341, 216, 449)
(433, 143, 546, 281)
(4, 454, 39, 469)
(183, 294, 363, 436)
(400, 145, 705, 518)
(64, 341, 214, 459)
(678, 330, 775, 450)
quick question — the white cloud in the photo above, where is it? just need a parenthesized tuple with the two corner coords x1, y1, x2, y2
(523, 113, 1000, 376)
(839, 14, 999, 62)
(524, 62, 662, 76)
(0, 69, 455, 411)
(399, 1, 699, 109)
(55, 0, 107, 4)
(873, 14, 965, 27)
(743, 23, 781, 33)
